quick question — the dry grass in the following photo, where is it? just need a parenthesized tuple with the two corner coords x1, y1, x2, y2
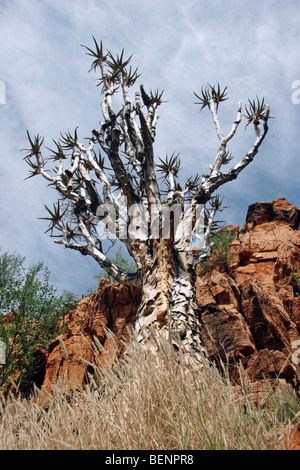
(0, 331, 299, 450)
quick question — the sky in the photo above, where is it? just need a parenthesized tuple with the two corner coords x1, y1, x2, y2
(0, 0, 299, 296)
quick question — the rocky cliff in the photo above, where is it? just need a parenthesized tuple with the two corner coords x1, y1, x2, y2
(197, 197, 300, 385)
(36, 197, 300, 392)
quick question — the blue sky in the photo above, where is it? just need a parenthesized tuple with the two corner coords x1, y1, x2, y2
(0, 0, 299, 296)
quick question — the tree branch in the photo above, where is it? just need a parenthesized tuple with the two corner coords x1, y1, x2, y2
(210, 101, 242, 179)
(206, 105, 270, 194)
(55, 238, 141, 288)
(107, 126, 141, 206)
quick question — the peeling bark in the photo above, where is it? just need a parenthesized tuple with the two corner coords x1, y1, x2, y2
(134, 239, 205, 364)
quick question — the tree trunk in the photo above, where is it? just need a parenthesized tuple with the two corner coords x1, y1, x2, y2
(170, 265, 205, 365)
(134, 239, 205, 366)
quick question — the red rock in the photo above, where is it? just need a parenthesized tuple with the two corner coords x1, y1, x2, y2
(201, 303, 256, 361)
(196, 198, 300, 386)
(241, 279, 297, 354)
(283, 422, 300, 450)
(197, 271, 256, 362)
(290, 297, 300, 329)
(246, 201, 275, 226)
(245, 349, 298, 382)
(40, 279, 141, 392)
(246, 197, 300, 229)
(208, 270, 241, 308)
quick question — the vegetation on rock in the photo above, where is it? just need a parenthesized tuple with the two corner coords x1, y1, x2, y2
(0, 248, 76, 393)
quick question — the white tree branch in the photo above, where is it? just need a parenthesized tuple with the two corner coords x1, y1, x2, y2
(210, 101, 242, 179)
(207, 105, 270, 194)
(209, 99, 224, 141)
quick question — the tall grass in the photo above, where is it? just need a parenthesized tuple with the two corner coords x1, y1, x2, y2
(0, 330, 299, 450)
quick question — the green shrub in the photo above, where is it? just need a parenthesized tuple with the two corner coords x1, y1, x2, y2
(198, 230, 237, 275)
(292, 265, 300, 297)
(0, 249, 76, 392)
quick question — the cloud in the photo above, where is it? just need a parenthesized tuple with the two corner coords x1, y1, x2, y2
(0, 0, 299, 295)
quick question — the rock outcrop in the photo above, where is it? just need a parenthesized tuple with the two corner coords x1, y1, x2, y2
(40, 280, 141, 392)
(36, 197, 300, 392)
(283, 422, 300, 450)
(196, 198, 300, 385)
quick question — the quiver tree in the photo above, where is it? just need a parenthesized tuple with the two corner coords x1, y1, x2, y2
(24, 38, 270, 364)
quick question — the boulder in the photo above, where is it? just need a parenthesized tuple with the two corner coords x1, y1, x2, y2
(245, 198, 300, 229)
(245, 349, 298, 382)
(41, 279, 141, 392)
(197, 271, 256, 362)
(241, 279, 297, 354)
(283, 422, 300, 450)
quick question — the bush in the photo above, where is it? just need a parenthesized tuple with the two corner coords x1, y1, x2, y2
(198, 229, 237, 275)
(292, 265, 300, 297)
(0, 249, 76, 392)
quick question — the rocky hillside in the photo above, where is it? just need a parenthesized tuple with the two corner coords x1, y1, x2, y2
(197, 197, 300, 385)
(34, 197, 300, 393)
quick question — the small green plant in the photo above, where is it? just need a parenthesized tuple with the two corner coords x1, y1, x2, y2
(198, 230, 237, 275)
(291, 265, 300, 296)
